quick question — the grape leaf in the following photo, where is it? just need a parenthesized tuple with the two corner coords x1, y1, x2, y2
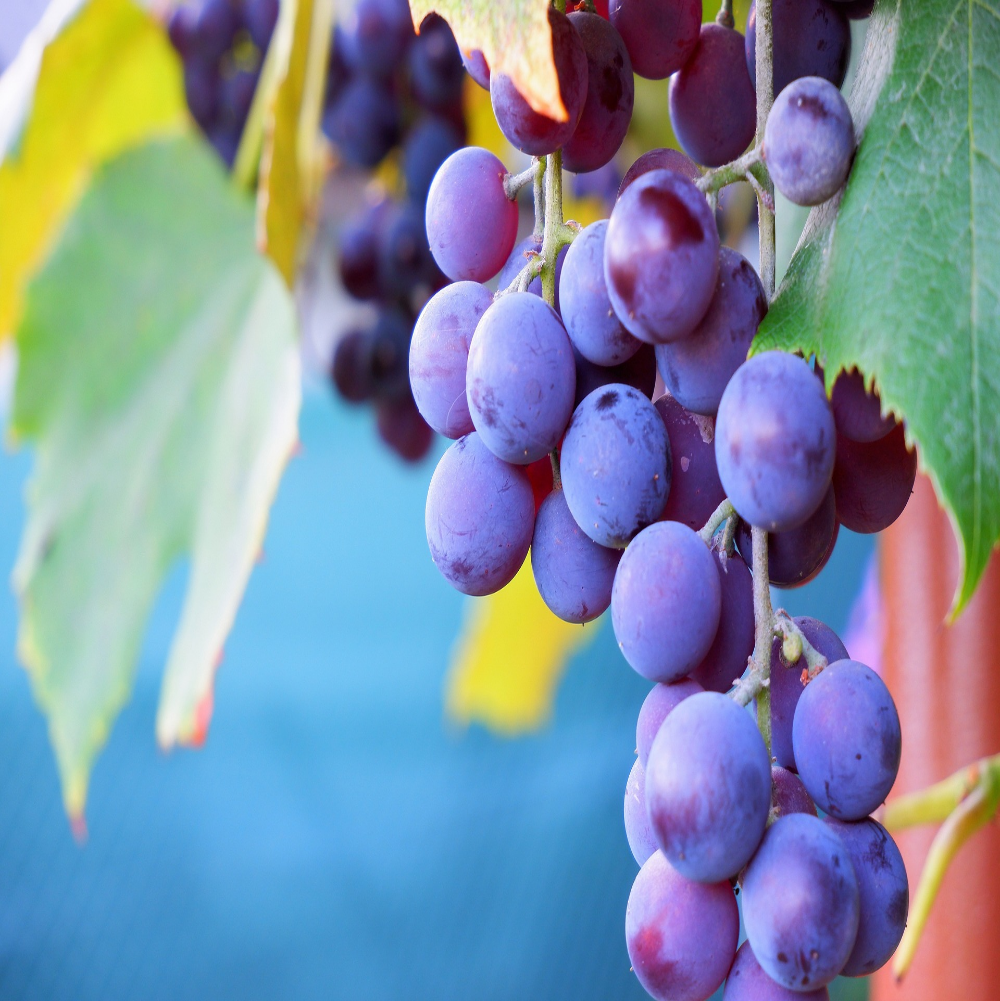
(753, 0, 1000, 613)
(12, 136, 301, 819)
(446, 559, 599, 734)
(409, 0, 568, 121)
(0, 0, 185, 342)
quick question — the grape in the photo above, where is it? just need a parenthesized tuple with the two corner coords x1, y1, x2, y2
(635, 678, 703, 768)
(338, 201, 390, 300)
(831, 369, 895, 442)
(425, 433, 535, 595)
(425, 147, 519, 282)
(605, 169, 720, 344)
(490, 9, 588, 156)
(618, 147, 701, 199)
(409, 13, 465, 110)
(742, 813, 860, 991)
(669, 24, 756, 168)
(559, 221, 641, 366)
(378, 201, 434, 298)
(322, 77, 401, 168)
(764, 76, 855, 206)
(771, 765, 817, 819)
(530, 488, 622, 623)
(561, 385, 671, 547)
(769, 616, 848, 772)
(525, 455, 555, 512)
(331, 329, 374, 403)
(193, 0, 238, 64)
(646, 691, 770, 881)
(167, 5, 197, 58)
(654, 395, 727, 530)
(610, 0, 703, 80)
(409, 281, 493, 438)
(832, 424, 917, 533)
(723, 940, 830, 1001)
(368, 308, 412, 400)
(690, 549, 755, 693)
(573, 343, 657, 407)
(611, 523, 720, 682)
(466, 293, 576, 464)
(497, 236, 568, 312)
(793, 659, 901, 820)
(376, 394, 434, 463)
(625, 758, 658, 865)
(403, 117, 462, 204)
(654, 247, 767, 416)
(340, 0, 414, 78)
(245, 0, 279, 51)
(837, 0, 875, 17)
(563, 12, 635, 174)
(218, 68, 257, 132)
(184, 59, 220, 130)
(715, 351, 836, 531)
(626, 851, 739, 1001)
(746, 0, 850, 95)
(462, 49, 490, 89)
(825, 817, 909, 976)
(207, 123, 239, 167)
(735, 485, 838, 588)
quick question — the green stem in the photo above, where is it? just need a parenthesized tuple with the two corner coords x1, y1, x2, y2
(716, 0, 735, 29)
(696, 148, 763, 196)
(533, 157, 546, 240)
(541, 149, 575, 306)
(755, 0, 776, 298)
(698, 498, 737, 546)
(772, 610, 828, 678)
(504, 161, 542, 201)
(751, 525, 773, 755)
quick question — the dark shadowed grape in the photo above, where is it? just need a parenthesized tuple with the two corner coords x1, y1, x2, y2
(338, 200, 391, 300)
(208, 124, 241, 167)
(573, 343, 657, 407)
(462, 48, 490, 89)
(377, 201, 434, 298)
(563, 12, 635, 174)
(193, 0, 238, 63)
(376, 393, 434, 463)
(611, 523, 719, 681)
(245, 0, 279, 51)
(831, 368, 896, 442)
(723, 940, 830, 1000)
(625, 758, 657, 865)
(403, 116, 462, 204)
(743, 813, 860, 991)
(340, 0, 414, 78)
(669, 23, 756, 168)
(184, 59, 220, 130)
(618, 147, 700, 199)
(646, 691, 771, 881)
(322, 77, 401, 168)
(610, 0, 703, 80)
(167, 5, 197, 58)
(218, 68, 258, 133)
(605, 169, 720, 344)
(369, 308, 412, 400)
(409, 13, 465, 110)
(833, 424, 917, 533)
(837, 0, 875, 17)
(636, 678, 703, 767)
(331, 329, 374, 403)
(771, 766, 817, 819)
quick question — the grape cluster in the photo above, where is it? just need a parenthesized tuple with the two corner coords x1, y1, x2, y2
(167, 0, 278, 167)
(327, 1, 471, 462)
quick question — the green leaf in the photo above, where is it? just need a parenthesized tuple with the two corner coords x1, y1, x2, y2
(754, 0, 1000, 613)
(12, 136, 301, 819)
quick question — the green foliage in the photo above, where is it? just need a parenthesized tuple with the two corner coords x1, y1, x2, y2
(12, 136, 301, 818)
(755, 0, 1000, 611)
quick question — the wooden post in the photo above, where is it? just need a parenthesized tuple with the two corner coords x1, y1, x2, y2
(871, 475, 1000, 1000)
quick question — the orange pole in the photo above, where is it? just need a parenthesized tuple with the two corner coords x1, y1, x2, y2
(872, 475, 1000, 1001)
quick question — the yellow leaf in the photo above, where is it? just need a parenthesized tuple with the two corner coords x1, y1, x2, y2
(410, 0, 566, 122)
(446, 558, 601, 734)
(0, 0, 186, 342)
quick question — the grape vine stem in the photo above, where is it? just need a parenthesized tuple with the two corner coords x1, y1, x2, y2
(771, 610, 829, 678)
(504, 160, 544, 201)
(698, 498, 737, 546)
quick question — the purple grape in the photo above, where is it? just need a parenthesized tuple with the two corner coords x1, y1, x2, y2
(331, 329, 374, 403)
(625, 758, 657, 865)
(833, 424, 917, 533)
(530, 488, 622, 623)
(837, 0, 875, 17)
(409, 13, 464, 110)
(769, 616, 848, 772)
(793, 659, 901, 820)
(655, 247, 766, 416)
(646, 691, 770, 881)
(409, 281, 492, 438)
(218, 68, 257, 131)
(605, 169, 720, 344)
(831, 368, 896, 442)
(611, 523, 720, 681)
(378, 201, 433, 298)
(340, 0, 414, 78)
(626, 851, 739, 1001)
(245, 0, 279, 51)
(715, 352, 836, 531)
(764, 76, 856, 206)
(425, 147, 519, 282)
(746, 0, 851, 95)
(563, 12, 635, 174)
(573, 343, 657, 407)
(338, 200, 391, 300)
(736, 485, 838, 588)
(184, 59, 220, 130)
(462, 48, 490, 89)
(825, 817, 909, 976)
(669, 23, 756, 168)
(322, 77, 401, 168)
(618, 147, 701, 199)
(490, 8, 588, 156)
(690, 549, 755, 693)
(425, 433, 535, 595)
(771, 765, 817, 819)
(742, 814, 860, 991)
(497, 236, 568, 312)
(635, 679, 703, 767)
(561, 385, 671, 548)
(368, 308, 412, 400)
(466, 293, 576, 464)
(192, 0, 238, 64)
(167, 5, 197, 57)
(610, 0, 703, 80)
(376, 394, 434, 463)
(654, 395, 726, 531)
(724, 940, 831, 1001)
(559, 221, 642, 366)
(403, 116, 462, 204)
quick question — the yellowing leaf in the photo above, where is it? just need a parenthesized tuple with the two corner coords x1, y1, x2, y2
(410, 0, 567, 121)
(0, 0, 185, 342)
(446, 559, 600, 734)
